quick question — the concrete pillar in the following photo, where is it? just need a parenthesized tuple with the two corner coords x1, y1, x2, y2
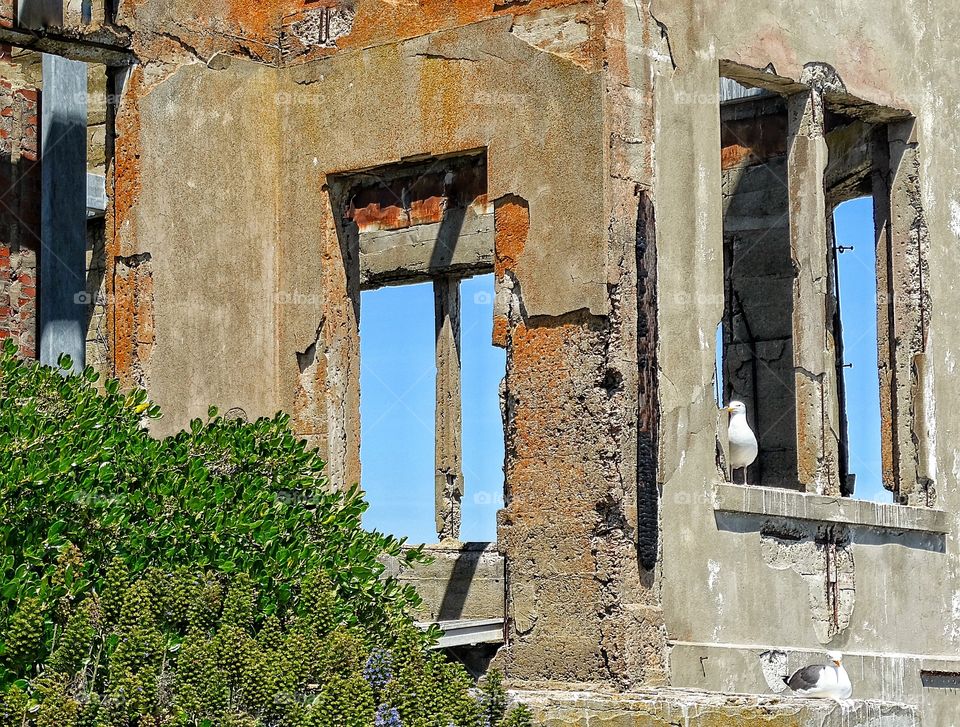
(434, 276, 463, 540)
(786, 87, 841, 495)
(39, 53, 87, 372)
(874, 119, 932, 506)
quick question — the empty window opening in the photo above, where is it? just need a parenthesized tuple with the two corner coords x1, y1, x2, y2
(719, 64, 932, 505)
(833, 197, 885, 501)
(718, 78, 798, 489)
(714, 322, 724, 409)
(335, 151, 504, 541)
(359, 282, 438, 544)
(459, 274, 505, 543)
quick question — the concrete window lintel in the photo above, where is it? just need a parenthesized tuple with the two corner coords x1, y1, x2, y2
(714, 483, 950, 534)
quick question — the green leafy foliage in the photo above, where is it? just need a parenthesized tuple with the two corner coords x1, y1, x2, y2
(0, 341, 426, 675)
(0, 343, 533, 725)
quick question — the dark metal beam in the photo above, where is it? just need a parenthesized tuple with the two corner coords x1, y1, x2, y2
(0, 24, 133, 66)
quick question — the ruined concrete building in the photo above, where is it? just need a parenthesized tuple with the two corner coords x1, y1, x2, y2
(2, 0, 959, 724)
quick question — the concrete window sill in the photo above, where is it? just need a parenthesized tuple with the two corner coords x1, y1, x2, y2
(714, 483, 951, 534)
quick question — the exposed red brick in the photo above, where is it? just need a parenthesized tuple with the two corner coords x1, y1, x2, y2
(720, 111, 788, 170)
(346, 162, 487, 233)
(0, 77, 40, 359)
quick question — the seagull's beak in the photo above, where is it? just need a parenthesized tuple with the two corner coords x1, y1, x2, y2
(723, 406, 735, 413)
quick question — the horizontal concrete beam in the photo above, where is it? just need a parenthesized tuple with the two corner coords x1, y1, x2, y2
(359, 209, 494, 289)
(379, 542, 504, 622)
(513, 687, 919, 726)
(714, 483, 950, 533)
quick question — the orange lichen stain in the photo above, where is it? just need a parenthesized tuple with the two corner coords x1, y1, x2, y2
(492, 314, 509, 348)
(414, 51, 471, 151)
(409, 196, 446, 226)
(338, 0, 589, 53)
(110, 67, 145, 255)
(494, 194, 529, 278)
(599, 0, 628, 78)
(112, 262, 154, 389)
(720, 113, 787, 170)
(505, 317, 601, 467)
(112, 268, 134, 386)
(225, 0, 303, 43)
(510, 320, 575, 391)
(107, 66, 147, 383)
(720, 143, 755, 170)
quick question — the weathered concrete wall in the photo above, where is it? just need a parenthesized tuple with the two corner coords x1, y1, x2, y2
(381, 543, 504, 623)
(270, 14, 653, 687)
(114, 61, 282, 428)
(8, 0, 960, 721)
(99, 9, 663, 691)
(649, 0, 960, 717)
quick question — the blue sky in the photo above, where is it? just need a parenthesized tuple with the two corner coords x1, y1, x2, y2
(833, 197, 885, 502)
(360, 199, 886, 544)
(359, 274, 504, 544)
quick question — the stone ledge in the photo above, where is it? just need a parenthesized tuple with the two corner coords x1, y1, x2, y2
(714, 483, 950, 534)
(510, 687, 920, 726)
(379, 541, 504, 622)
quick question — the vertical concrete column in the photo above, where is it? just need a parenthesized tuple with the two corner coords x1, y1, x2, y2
(39, 53, 87, 372)
(786, 87, 841, 495)
(434, 276, 463, 540)
(875, 120, 932, 505)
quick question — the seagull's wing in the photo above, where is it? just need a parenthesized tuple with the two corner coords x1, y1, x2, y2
(785, 664, 826, 692)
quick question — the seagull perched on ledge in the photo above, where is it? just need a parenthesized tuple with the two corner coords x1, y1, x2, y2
(724, 400, 758, 484)
(783, 651, 852, 701)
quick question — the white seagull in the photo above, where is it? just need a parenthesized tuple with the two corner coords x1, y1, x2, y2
(783, 651, 852, 701)
(724, 400, 758, 484)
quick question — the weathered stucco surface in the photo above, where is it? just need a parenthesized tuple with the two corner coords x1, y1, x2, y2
(4, 0, 960, 722)
(125, 61, 282, 431)
(649, 1, 960, 723)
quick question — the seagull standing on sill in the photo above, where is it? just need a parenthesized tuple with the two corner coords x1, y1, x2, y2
(724, 400, 758, 485)
(783, 651, 853, 702)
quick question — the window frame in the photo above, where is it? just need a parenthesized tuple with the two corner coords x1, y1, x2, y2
(718, 65, 933, 506)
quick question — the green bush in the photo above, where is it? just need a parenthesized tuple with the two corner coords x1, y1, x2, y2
(0, 343, 533, 725)
(0, 567, 531, 726)
(0, 340, 425, 669)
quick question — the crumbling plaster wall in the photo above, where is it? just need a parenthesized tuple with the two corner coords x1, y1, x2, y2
(99, 0, 960, 711)
(273, 14, 610, 481)
(116, 60, 283, 430)
(110, 1, 668, 689)
(648, 0, 960, 712)
(273, 10, 663, 688)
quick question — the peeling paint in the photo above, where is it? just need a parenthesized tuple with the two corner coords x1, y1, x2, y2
(760, 523, 855, 644)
